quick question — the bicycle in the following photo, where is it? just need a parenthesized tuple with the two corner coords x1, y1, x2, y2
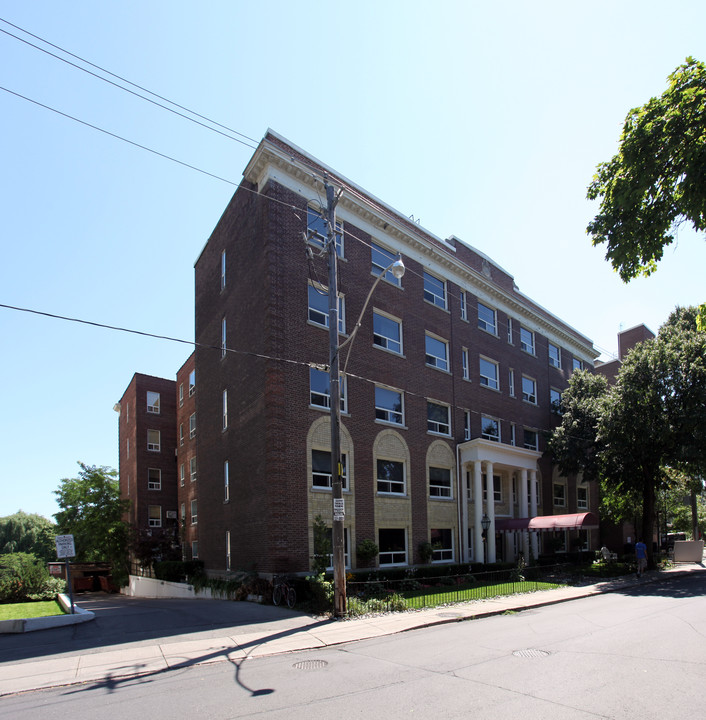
(272, 576, 296, 608)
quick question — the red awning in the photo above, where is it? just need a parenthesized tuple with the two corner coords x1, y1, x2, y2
(495, 512, 598, 532)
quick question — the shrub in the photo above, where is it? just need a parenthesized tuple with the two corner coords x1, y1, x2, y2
(356, 539, 379, 568)
(306, 573, 333, 613)
(0, 553, 52, 602)
(28, 577, 66, 601)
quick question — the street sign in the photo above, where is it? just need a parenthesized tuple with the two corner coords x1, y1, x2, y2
(55, 534, 76, 559)
(333, 498, 345, 521)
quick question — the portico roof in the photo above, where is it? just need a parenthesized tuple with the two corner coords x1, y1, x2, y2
(458, 438, 542, 471)
(495, 512, 599, 531)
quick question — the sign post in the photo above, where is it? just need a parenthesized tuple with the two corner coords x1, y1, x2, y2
(55, 535, 76, 614)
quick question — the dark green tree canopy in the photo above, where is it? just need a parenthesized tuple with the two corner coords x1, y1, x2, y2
(587, 57, 706, 281)
(0, 511, 57, 562)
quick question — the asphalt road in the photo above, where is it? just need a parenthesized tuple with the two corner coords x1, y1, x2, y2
(3, 573, 705, 719)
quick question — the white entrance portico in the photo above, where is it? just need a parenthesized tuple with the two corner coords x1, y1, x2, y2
(458, 438, 542, 564)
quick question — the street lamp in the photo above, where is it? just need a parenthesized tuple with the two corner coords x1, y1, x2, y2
(324, 179, 405, 617)
(481, 514, 491, 565)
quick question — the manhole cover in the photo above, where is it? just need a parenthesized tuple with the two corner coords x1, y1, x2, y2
(437, 612, 462, 618)
(512, 649, 550, 658)
(292, 660, 329, 670)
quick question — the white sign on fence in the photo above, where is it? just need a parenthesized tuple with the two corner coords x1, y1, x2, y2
(55, 534, 76, 559)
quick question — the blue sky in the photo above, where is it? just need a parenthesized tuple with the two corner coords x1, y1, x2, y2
(2, 1, 705, 521)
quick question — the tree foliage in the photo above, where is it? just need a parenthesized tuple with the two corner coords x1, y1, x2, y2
(0, 511, 57, 562)
(587, 57, 706, 282)
(54, 463, 130, 576)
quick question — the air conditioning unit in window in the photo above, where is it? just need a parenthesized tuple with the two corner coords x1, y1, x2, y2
(166, 511, 177, 519)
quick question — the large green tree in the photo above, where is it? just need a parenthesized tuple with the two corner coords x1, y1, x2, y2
(587, 57, 706, 282)
(0, 511, 57, 562)
(54, 463, 130, 579)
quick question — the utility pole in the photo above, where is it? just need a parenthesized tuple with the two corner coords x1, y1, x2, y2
(325, 176, 346, 617)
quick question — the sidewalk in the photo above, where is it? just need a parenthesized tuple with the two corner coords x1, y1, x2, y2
(1, 563, 703, 698)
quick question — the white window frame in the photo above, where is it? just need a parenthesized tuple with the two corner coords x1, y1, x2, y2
(376, 458, 406, 495)
(464, 410, 471, 441)
(524, 428, 539, 451)
(147, 429, 160, 452)
(312, 450, 348, 490)
(481, 415, 500, 442)
(179, 423, 184, 447)
(224, 461, 230, 502)
(509, 369, 515, 397)
(221, 316, 227, 359)
(180, 502, 185, 522)
(423, 271, 447, 310)
(573, 357, 583, 372)
(147, 467, 161, 491)
(460, 290, 467, 321)
(309, 367, 347, 413)
(179, 383, 184, 407)
(371, 242, 401, 286)
(189, 413, 196, 439)
(308, 283, 345, 334)
(478, 302, 497, 335)
(479, 356, 499, 390)
(373, 310, 403, 355)
(548, 342, 562, 368)
(483, 475, 502, 503)
(190, 456, 197, 483)
(191, 499, 198, 525)
(462, 348, 469, 380)
(222, 389, 228, 430)
(378, 528, 407, 566)
(553, 483, 567, 508)
(146, 391, 160, 414)
(225, 530, 231, 572)
(221, 249, 226, 291)
(307, 204, 343, 257)
(191, 541, 198, 559)
(148, 505, 162, 528)
(510, 423, 516, 446)
(550, 387, 562, 413)
(520, 327, 535, 355)
(375, 385, 404, 426)
(430, 528, 454, 563)
(425, 333, 449, 372)
(188, 370, 196, 396)
(577, 485, 588, 510)
(507, 317, 514, 344)
(427, 400, 451, 436)
(180, 463, 185, 487)
(429, 466, 452, 499)
(522, 375, 537, 405)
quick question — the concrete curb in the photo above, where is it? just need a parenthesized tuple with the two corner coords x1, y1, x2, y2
(0, 594, 95, 635)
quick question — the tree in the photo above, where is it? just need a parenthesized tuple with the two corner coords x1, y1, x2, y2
(0, 511, 57, 562)
(587, 57, 706, 282)
(54, 463, 130, 580)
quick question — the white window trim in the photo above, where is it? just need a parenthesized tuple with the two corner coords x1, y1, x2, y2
(429, 466, 453, 500)
(222, 389, 228, 430)
(147, 468, 161, 491)
(374, 385, 404, 426)
(371, 242, 402, 286)
(464, 410, 471, 441)
(373, 309, 403, 356)
(522, 375, 538, 405)
(423, 270, 447, 310)
(462, 348, 469, 380)
(549, 342, 562, 368)
(427, 400, 451, 436)
(481, 415, 501, 442)
(308, 282, 345, 334)
(309, 367, 348, 413)
(224, 461, 230, 502)
(147, 430, 160, 452)
(146, 391, 160, 414)
(479, 356, 500, 391)
(378, 529, 408, 566)
(425, 332, 449, 372)
(431, 530, 455, 563)
(577, 485, 588, 510)
(376, 458, 406, 495)
(312, 449, 349, 491)
(520, 327, 535, 355)
(478, 301, 497, 335)
(190, 457, 197, 483)
(553, 482, 567, 508)
(460, 291, 468, 321)
(189, 413, 196, 439)
(148, 505, 162, 528)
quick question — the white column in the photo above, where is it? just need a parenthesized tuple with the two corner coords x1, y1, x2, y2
(485, 462, 496, 563)
(460, 465, 469, 562)
(530, 470, 539, 559)
(473, 461, 483, 563)
(520, 469, 530, 560)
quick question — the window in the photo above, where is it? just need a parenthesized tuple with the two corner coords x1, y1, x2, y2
(553, 483, 566, 508)
(429, 467, 452, 498)
(464, 410, 471, 441)
(483, 475, 502, 503)
(573, 357, 583, 372)
(188, 370, 196, 396)
(423, 271, 446, 309)
(147, 429, 160, 452)
(222, 389, 228, 430)
(577, 485, 588, 510)
(548, 342, 561, 368)
(221, 316, 227, 358)
(427, 401, 451, 435)
(180, 502, 185, 521)
(425, 334, 449, 371)
(375, 386, 404, 425)
(550, 388, 562, 413)
(510, 423, 516, 446)
(221, 249, 226, 290)
(507, 317, 514, 344)
(179, 424, 184, 447)
(225, 530, 231, 572)
(520, 327, 535, 355)
(148, 505, 162, 528)
(307, 283, 345, 333)
(460, 291, 467, 321)
(524, 429, 539, 451)
(378, 528, 407, 566)
(479, 357, 499, 390)
(191, 541, 198, 559)
(189, 413, 196, 439)
(373, 311, 402, 355)
(148, 468, 161, 491)
(481, 416, 500, 442)
(190, 456, 197, 482)
(224, 461, 230, 502)
(377, 459, 405, 494)
(522, 376, 537, 404)
(431, 528, 454, 562)
(307, 205, 343, 256)
(179, 383, 184, 407)
(180, 463, 185, 487)
(509, 369, 515, 396)
(478, 302, 497, 334)
(309, 367, 347, 412)
(126, 402, 129, 425)
(191, 500, 198, 524)
(312, 450, 348, 490)
(371, 242, 401, 286)
(462, 348, 469, 380)
(146, 391, 160, 414)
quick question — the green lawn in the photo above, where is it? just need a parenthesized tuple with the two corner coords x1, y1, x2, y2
(0, 600, 66, 621)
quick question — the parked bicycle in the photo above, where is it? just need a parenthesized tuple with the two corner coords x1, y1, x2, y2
(272, 576, 296, 608)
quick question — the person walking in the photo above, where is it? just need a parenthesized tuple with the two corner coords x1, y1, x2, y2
(635, 538, 647, 578)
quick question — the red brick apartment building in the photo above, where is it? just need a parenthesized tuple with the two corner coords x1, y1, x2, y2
(117, 130, 601, 577)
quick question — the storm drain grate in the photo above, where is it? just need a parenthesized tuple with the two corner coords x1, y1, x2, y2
(513, 648, 550, 658)
(293, 659, 329, 671)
